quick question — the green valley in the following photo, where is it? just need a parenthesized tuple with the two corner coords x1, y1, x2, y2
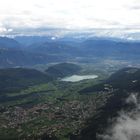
(0, 63, 110, 140)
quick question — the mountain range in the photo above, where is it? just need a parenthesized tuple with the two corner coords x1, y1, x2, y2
(0, 36, 140, 68)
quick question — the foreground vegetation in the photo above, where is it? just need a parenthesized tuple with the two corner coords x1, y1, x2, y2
(1, 63, 139, 140)
(0, 78, 110, 140)
(0, 63, 109, 140)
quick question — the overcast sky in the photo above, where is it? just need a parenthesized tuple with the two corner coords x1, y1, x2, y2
(0, 0, 140, 38)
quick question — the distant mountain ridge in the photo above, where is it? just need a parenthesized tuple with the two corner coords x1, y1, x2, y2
(0, 37, 21, 49)
(0, 37, 67, 68)
(0, 36, 140, 68)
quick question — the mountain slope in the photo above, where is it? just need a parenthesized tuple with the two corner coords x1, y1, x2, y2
(0, 37, 27, 67)
(80, 39, 140, 59)
(0, 38, 60, 68)
(106, 67, 140, 91)
(74, 67, 140, 140)
(0, 37, 21, 49)
(80, 67, 140, 94)
(45, 63, 81, 78)
(0, 68, 52, 93)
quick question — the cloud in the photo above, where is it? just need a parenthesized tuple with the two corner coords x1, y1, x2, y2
(129, 6, 140, 10)
(0, 23, 13, 34)
(98, 93, 140, 140)
(127, 0, 140, 10)
(0, 0, 140, 38)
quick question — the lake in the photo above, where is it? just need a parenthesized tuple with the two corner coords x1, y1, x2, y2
(61, 74, 98, 82)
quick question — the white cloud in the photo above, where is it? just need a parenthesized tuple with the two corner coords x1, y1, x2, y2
(99, 93, 140, 140)
(0, 0, 140, 37)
